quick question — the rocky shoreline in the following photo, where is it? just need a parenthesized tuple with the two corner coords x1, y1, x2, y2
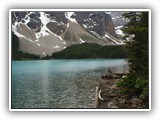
(96, 76, 149, 109)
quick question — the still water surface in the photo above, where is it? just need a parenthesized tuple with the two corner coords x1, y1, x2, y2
(12, 59, 128, 108)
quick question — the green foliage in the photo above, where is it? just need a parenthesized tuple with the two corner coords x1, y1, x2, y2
(117, 75, 149, 100)
(139, 87, 149, 100)
(135, 77, 149, 100)
(117, 74, 137, 96)
(12, 50, 40, 60)
(12, 31, 19, 51)
(117, 12, 149, 101)
(51, 43, 127, 59)
(41, 55, 52, 60)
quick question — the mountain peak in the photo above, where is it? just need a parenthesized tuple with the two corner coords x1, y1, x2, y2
(11, 11, 126, 56)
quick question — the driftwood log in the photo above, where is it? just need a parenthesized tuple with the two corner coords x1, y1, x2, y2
(101, 73, 127, 79)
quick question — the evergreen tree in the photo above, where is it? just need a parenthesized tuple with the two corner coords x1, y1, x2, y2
(117, 12, 149, 101)
(12, 31, 19, 51)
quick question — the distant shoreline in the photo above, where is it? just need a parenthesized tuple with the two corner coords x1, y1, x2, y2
(12, 58, 128, 61)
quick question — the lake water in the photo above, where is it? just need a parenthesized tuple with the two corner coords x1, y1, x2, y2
(11, 59, 128, 109)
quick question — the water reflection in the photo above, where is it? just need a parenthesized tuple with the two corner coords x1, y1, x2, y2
(41, 61, 50, 107)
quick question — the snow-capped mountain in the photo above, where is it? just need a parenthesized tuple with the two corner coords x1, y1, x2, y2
(106, 12, 128, 38)
(12, 11, 126, 56)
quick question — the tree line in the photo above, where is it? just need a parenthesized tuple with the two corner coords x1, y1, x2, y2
(12, 31, 127, 60)
(50, 43, 127, 59)
(117, 12, 149, 102)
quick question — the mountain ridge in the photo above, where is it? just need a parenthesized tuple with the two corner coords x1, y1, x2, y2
(12, 11, 126, 56)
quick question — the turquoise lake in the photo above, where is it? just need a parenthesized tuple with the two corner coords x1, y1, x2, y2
(11, 59, 128, 108)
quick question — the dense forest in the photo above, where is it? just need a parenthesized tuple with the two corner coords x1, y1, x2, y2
(12, 32, 40, 60)
(117, 12, 149, 102)
(46, 43, 127, 59)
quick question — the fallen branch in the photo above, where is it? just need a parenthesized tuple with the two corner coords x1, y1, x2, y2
(98, 90, 105, 101)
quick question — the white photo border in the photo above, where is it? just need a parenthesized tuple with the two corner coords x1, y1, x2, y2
(9, 9, 151, 111)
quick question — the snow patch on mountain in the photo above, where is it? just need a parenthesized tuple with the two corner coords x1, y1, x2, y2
(35, 39, 39, 42)
(88, 25, 94, 28)
(83, 24, 87, 28)
(13, 30, 27, 39)
(35, 12, 50, 39)
(12, 21, 28, 39)
(13, 12, 18, 21)
(104, 33, 123, 45)
(24, 14, 30, 24)
(105, 12, 112, 14)
(115, 25, 125, 37)
(37, 43, 40, 46)
(90, 31, 102, 39)
(39, 12, 50, 25)
(115, 25, 123, 29)
(65, 12, 78, 24)
(126, 34, 135, 41)
(28, 38, 34, 42)
(89, 13, 93, 17)
(112, 16, 120, 20)
(51, 31, 63, 41)
(116, 29, 125, 37)
(80, 38, 85, 43)
(66, 23, 69, 27)
(13, 13, 32, 31)
(54, 45, 60, 48)
(34, 12, 66, 43)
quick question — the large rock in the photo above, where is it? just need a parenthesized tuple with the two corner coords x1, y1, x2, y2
(44, 12, 68, 24)
(12, 12, 28, 23)
(46, 22, 66, 35)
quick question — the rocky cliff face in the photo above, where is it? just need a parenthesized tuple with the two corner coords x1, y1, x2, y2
(73, 12, 116, 37)
(11, 11, 125, 56)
